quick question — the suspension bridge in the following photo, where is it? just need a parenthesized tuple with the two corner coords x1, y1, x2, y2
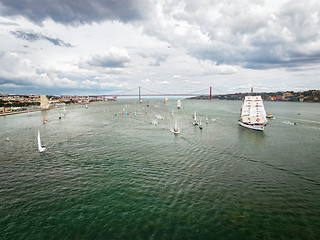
(99, 86, 223, 101)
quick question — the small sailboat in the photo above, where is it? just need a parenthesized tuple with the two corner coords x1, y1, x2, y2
(177, 99, 181, 109)
(239, 96, 268, 131)
(164, 97, 168, 103)
(43, 116, 47, 124)
(64, 107, 66, 115)
(205, 115, 209, 124)
(59, 113, 61, 120)
(38, 131, 47, 152)
(171, 118, 180, 134)
(193, 111, 199, 125)
(27, 108, 30, 117)
(86, 104, 88, 109)
(199, 119, 203, 129)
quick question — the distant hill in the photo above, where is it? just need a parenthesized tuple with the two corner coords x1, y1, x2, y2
(188, 90, 320, 102)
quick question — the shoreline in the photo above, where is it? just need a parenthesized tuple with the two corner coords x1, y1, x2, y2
(0, 106, 61, 117)
(0, 102, 101, 117)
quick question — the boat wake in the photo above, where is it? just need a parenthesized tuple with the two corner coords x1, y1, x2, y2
(283, 121, 298, 125)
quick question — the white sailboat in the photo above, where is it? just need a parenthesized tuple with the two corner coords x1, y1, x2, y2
(193, 111, 199, 125)
(177, 99, 181, 109)
(64, 107, 66, 115)
(205, 115, 209, 124)
(239, 96, 268, 131)
(171, 118, 180, 134)
(38, 131, 47, 152)
(199, 118, 203, 129)
(86, 104, 88, 109)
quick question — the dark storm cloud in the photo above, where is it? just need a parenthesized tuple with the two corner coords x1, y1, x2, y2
(0, 0, 152, 26)
(10, 30, 74, 47)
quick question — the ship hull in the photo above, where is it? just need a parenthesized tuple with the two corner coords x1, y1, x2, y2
(238, 120, 265, 131)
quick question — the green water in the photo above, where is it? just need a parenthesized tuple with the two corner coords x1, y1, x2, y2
(1, 99, 320, 239)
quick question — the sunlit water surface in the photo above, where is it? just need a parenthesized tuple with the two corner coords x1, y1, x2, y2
(1, 99, 320, 239)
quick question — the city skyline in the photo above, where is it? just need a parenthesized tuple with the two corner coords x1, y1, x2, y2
(1, 0, 320, 95)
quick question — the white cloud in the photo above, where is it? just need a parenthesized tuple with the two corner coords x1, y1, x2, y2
(141, 78, 150, 83)
(157, 81, 170, 85)
(1, 0, 320, 95)
(82, 80, 98, 85)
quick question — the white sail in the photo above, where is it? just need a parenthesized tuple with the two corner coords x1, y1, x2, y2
(177, 99, 181, 109)
(38, 131, 47, 152)
(193, 111, 199, 125)
(172, 118, 180, 134)
(38, 131, 41, 151)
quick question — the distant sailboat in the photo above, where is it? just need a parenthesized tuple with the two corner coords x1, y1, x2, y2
(38, 131, 47, 152)
(199, 118, 203, 129)
(59, 113, 61, 119)
(171, 118, 180, 134)
(86, 104, 88, 109)
(205, 115, 209, 124)
(193, 111, 199, 125)
(27, 108, 30, 117)
(177, 99, 181, 109)
(43, 116, 47, 124)
(239, 96, 268, 131)
(64, 107, 66, 115)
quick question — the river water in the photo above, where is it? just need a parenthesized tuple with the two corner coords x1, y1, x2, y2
(1, 99, 320, 239)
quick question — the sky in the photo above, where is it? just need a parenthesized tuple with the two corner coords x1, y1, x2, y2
(0, 0, 320, 96)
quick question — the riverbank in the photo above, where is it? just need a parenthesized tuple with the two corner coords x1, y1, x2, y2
(0, 106, 59, 117)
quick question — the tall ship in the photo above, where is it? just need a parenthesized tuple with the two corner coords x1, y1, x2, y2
(239, 96, 268, 131)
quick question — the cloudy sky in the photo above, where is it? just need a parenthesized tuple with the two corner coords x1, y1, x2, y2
(0, 0, 320, 96)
